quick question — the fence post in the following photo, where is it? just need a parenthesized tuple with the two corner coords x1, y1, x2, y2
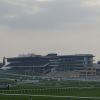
(29, 96, 32, 100)
(67, 97, 71, 100)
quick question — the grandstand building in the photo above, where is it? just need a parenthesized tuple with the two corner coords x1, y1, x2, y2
(3, 53, 95, 77)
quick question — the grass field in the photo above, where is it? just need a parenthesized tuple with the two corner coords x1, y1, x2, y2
(1, 87, 100, 97)
(0, 87, 100, 100)
(1, 76, 100, 100)
(0, 95, 99, 100)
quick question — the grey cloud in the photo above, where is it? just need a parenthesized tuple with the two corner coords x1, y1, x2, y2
(0, 0, 100, 31)
(0, 1, 23, 17)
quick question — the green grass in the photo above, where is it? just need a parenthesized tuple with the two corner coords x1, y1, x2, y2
(0, 95, 99, 100)
(1, 80, 100, 100)
(9, 80, 100, 90)
(0, 87, 100, 97)
(0, 95, 28, 100)
(0, 79, 15, 84)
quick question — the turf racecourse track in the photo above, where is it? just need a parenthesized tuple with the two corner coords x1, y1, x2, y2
(0, 87, 100, 100)
(1, 93, 100, 100)
(1, 73, 100, 100)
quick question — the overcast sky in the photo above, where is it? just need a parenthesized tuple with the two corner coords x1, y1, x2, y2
(0, 0, 100, 61)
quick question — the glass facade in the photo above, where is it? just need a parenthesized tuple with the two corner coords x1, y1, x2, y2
(6, 54, 94, 74)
